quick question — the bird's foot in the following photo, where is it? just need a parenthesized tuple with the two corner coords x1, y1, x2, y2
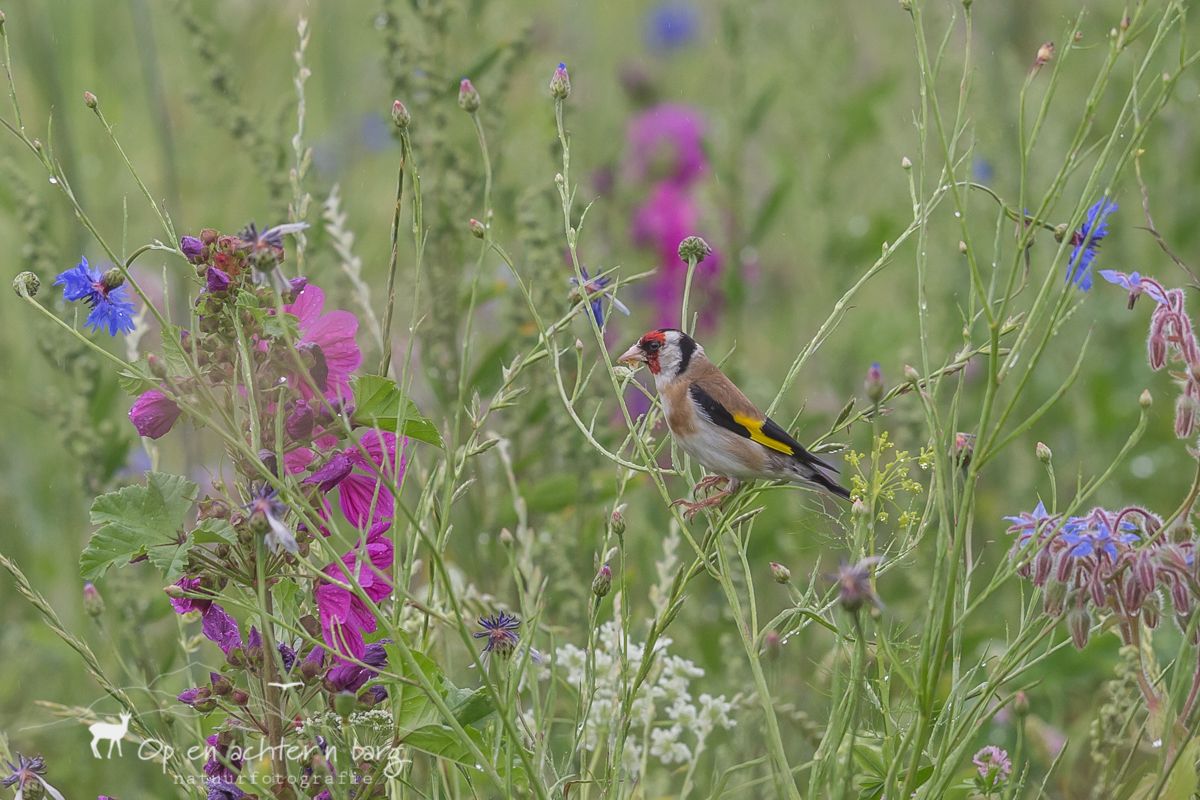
(671, 489, 733, 520)
(693, 475, 730, 495)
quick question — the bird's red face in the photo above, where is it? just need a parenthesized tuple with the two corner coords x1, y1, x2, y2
(618, 330, 668, 375)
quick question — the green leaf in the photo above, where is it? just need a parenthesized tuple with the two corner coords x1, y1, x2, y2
(402, 724, 487, 766)
(350, 375, 443, 448)
(80, 472, 198, 581)
(383, 643, 445, 733)
(448, 684, 496, 728)
(192, 519, 237, 545)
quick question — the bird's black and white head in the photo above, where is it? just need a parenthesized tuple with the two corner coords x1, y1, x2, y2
(618, 328, 704, 384)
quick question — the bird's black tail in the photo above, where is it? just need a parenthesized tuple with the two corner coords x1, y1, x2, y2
(793, 447, 851, 500)
(809, 469, 851, 500)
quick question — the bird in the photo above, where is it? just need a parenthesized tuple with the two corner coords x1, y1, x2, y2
(618, 328, 849, 516)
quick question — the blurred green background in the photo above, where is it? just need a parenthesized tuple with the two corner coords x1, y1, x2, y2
(2, 0, 1199, 796)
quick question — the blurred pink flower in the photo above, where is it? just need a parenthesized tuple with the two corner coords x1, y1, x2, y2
(282, 283, 362, 402)
(632, 182, 722, 325)
(315, 522, 394, 660)
(627, 104, 708, 188)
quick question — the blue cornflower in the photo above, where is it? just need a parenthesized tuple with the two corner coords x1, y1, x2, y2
(1066, 199, 1118, 290)
(53, 257, 136, 336)
(570, 267, 631, 328)
(1061, 516, 1138, 559)
(474, 611, 521, 657)
(644, 2, 699, 51)
(1003, 501, 1053, 543)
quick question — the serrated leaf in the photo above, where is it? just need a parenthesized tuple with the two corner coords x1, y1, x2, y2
(193, 519, 237, 545)
(383, 643, 445, 733)
(448, 685, 495, 728)
(350, 375, 443, 448)
(80, 472, 198, 581)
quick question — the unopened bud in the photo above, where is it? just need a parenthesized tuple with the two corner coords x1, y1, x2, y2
(83, 90, 98, 109)
(1053, 223, 1069, 242)
(12, 270, 40, 298)
(334, 691, 357, 717)
(592, 563, 612, 597)
(147, 353, 168, 380)
(458, 78, 480, 113)
(83, 582, 105, 617)
(499, 528, 514, 546)
(210, 672, 233, 696)
(1012, 691, 1030, 718)
(230, 689, 249, 706)
(958, 240, 968, 254)
(1067, 605, 1091, 650)
(1035, 442, 1052, 463)
(101, 267, 125, 290)
(468, 218, 485, 239)
(391, 99, 411, 129)
(1139, 389, 1153, 409)
(677, 235, 712, 264)
(549, 62, 571, 100)
(953, 432, 975, 467)
(864, 362, 884, 403)
(769, 561, 791, 584)
(851, 498, 869, 518)
(901, 156, 912, 170)
(609, 507, 626, 536)
(1034, 42, 1055, 68)
(903, 364, 920, 384)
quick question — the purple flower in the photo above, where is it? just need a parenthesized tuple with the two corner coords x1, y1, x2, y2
(1061, 515, 1138, 560)
(180, 235, 204, 262)
(205, 266, 231, 293)
(972, 745, 1012, 783)
(285, 400, 316, 441)
(129, 389, 182, 439)
(474, 611, 521, 657)
(303, 452, 355, 494)
(644, 2, 699, 51)
(206, 779, 246, 800)
(315, 523, 394, 660)
(570, 267, 631, 328)
(1099, 269, 1167, 308)
(169, 576, 212, 615)
(204, 734, 243, 782)
(1066, 199, 1117, 290)
(54, 257, 137, 336)
(326, 641, 389, 692)
(278, 642, 297, 672)
(3, 753, 64, 799)
(201, 604, 243, 656)
(627, 104, 708, 188)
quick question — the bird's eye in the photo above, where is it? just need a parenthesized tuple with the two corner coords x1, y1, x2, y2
(645, 340, 661, 352)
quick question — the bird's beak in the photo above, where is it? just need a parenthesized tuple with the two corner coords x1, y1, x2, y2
(617, 343, 645, 367)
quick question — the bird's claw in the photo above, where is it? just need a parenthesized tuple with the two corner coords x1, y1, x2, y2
(693, 475, 730, 494)
(671, 490, 733, 520)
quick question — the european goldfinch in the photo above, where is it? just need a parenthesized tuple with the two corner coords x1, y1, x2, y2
(618, 328, 849, 514)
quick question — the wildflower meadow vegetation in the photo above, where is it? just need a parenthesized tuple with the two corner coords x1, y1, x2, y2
(5, 1, 1200, 798)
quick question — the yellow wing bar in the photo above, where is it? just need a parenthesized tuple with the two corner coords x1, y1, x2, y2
(732, 413, 795, 456)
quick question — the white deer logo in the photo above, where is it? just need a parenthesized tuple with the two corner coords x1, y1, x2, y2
(88, 711, 132, 758)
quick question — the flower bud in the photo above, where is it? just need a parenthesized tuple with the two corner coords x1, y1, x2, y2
(609, 507, 626, 536)
(549, 62, 571, 99)
(391, 99, 411, 129)
(1034, 42, 1055, 68)
(851, 498, 869, 518)
(1171, 577, 1193, 616)
(1122, 576, 1146, 615)
(592, 563, 612, 597)
(1142, 592, 1162, 629)
(12, 270, 40, 298)
(1032, 546, 1053, 586)
(903, 364, 920, 384)
(901, 156, 912, 170)
(958, 240, 968, 254)
(458, 78, 480, 112)
(210, 672, 233, 696)
(953, 432, 975, 467)
(230, 689, 249, 706)
(334, 691, 357, 718)
(83, 582, 105, 617)
(864, 362, 884, 403)
(180, 235, 204, 262)
(1035, 442, 1052, 463)
(677, 236, 712, 264)
(1042, 579, 1067, 617)
(285, 400, 315, 441)
(83, 90, 98, 109)
(1012, 691, 1029, 718)
(101, 267, 125, 290)
(499, 528, 514, 546)
(1134, 550, 1157, 594)
(1067, 605, 1091, 649)
(769, 561, 791, 584)
(468, 218, 486, 239)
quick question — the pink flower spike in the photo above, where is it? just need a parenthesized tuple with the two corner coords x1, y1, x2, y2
(129, 389, 182, 439)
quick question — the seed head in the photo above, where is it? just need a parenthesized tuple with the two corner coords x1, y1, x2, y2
(11, 270, 40, 298)
(677, 235, 712, 264)
(458, 78, 481, 113)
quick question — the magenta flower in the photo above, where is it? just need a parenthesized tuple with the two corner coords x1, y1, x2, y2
(129, 389, 182, 439)
(168, 576, 211, 615)
(295, 431, 407, 529)
(627, 104, 708, 188)
(280, 283, 362, 402)
(314, 523, 394, 660)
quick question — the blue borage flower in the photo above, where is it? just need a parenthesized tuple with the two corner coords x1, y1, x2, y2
(570, 267, 631, 328)
(474, 611, 521, 656)
(1066, 199, 1118, 290)
(1099, 269, 1168, 309)
(1060, 516, 1138, 559)
(1003, 500, 1054, 544)
(53, 257, 136, 336)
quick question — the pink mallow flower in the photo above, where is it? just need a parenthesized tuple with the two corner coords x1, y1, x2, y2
(129, 389, 182, 439)
(315, 522, 394, 660)
(296, 431, 407, 530)
(626, 104, 709, 188)
(281, 282, 362, 402)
